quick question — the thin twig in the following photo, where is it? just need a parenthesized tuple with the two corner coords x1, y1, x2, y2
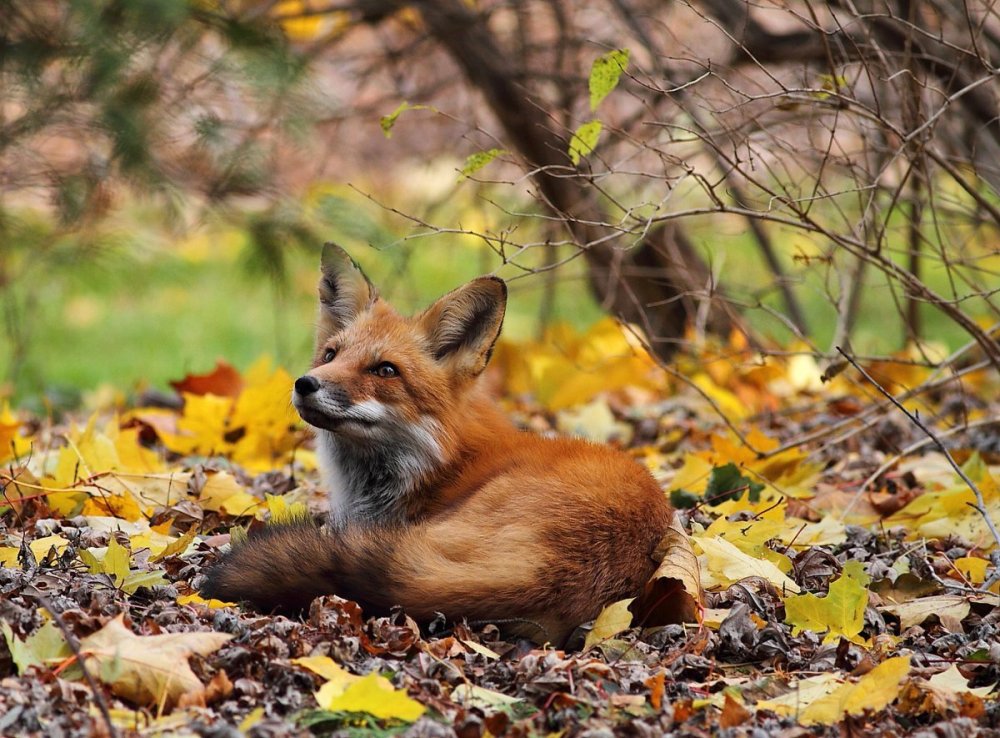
(33, 596, 120, 738)
(855, 418, 1000, 497)
(837, 347, 1000, 555)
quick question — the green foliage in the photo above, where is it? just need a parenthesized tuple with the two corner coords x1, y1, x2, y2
(1, 0, 308, 216)
(589, 49, 630, 111)
(706, 463, 765, 505)
(379, 103, 431, 138)
(244, 204, 318, 287)
(460, 148, 507, 179)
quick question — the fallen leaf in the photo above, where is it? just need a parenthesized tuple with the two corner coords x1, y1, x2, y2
(645, 672, 666, 710)
(926, 664, 993, 697)
(0, 402, 32, 462)
(457, 638, 500, 660)
(170, 360, 243, 398)
(784, 560, 869, 644)
(176, 593, 237, 609)
(799, 656, 911, 725)
(719, 693, 751, 728)
(756, 672, 843, 715)
(79, 615, 232, 707)
(694, 535, 800, 593)
(451, 684, 522, 708)
(293, 655, 355, 685)
(881, 595, 970, 632)
(1, 620, 70, 674)
(585, 598, 635, 650)
(197, 472, 261, 516)
(632, 515, 704, 626)
(319, 672, 425, 721)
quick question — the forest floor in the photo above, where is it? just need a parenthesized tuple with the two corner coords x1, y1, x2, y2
(2, 323, 999, 737)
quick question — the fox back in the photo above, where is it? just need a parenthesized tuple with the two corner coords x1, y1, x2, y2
(203, 244, 675, 645)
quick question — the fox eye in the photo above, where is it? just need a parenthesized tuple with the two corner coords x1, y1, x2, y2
(372, 362, 399, 379)
(322, 348, 336, 363)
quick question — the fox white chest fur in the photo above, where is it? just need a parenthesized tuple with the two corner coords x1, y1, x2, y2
(314, 414, 445, 526)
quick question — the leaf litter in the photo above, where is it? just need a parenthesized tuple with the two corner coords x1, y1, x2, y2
(2, 327, 1000, 736)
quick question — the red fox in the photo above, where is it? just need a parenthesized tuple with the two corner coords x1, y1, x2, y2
(202, 244, 675, 645)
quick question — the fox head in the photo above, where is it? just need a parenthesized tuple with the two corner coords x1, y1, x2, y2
(292, 243, 507, 443)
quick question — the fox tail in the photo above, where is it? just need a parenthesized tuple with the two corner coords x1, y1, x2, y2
(200, 521, 377, 613)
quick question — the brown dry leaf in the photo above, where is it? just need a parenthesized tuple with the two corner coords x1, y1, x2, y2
(881, 595, 971, 632)
(645, 672, 666, 710)
(631, 515, 703, 626)
(719, 693, 751, 728)
(169, 360, 243, 398)
(898, 665, 990, 718)
(80, 615, 232, 707)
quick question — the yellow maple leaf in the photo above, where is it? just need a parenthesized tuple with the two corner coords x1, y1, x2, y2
(691, 374, 749, 421)
(293, 655, 356, 685)
(799, 656, 911, 725)
(320, 672, 425, 722)
(111, 425, 164, 474)
(888, 454, 1000, 550)
(163, 393, 234, 457)
(52, 415, 119, 486)
(784, 561, 870, 644)
(272, 0, 325, 41)
(702, 500, 787, 558)
(260, 493, 310, 524)
(694, 535, 800, 593)
(197, 471, 261, 516)
(670, 453, 714, 495)
(0, 534, 71, 567)
(176, 593, 236, 609)
(43, 416, 163, 521)
(0, 402, 32, 462)
(229, 361, 300, 471)
(493, 320, 665, 411)
(584, 598, 635, 649)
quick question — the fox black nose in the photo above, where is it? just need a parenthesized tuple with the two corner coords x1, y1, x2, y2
(294, 375, 321, 396)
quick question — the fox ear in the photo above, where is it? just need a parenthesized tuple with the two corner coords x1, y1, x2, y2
(317, 243, 378, 340)
(419, 276, 507, 377)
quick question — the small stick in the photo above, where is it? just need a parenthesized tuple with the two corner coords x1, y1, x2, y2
(34, 596, 120, 738)
(855, 418, 1000, 497)
(837, 347, 1000, 556)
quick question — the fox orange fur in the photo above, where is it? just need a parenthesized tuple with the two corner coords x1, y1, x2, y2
(202, 244, 674, 645)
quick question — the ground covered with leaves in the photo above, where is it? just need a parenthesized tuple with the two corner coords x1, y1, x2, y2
(2, 323, 1000, 737)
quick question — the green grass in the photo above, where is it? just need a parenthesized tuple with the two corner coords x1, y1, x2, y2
(0, 224, 604, 409)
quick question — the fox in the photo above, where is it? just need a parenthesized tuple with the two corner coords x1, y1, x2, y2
(201, 243, 675, 646)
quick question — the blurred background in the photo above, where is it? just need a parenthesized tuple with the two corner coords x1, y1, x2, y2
(3, 0, 998, 411)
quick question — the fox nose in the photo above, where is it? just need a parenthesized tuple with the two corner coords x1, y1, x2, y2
(294, 375, 321, 396)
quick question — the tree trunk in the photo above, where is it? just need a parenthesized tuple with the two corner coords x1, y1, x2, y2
(402, 0, 736, 357)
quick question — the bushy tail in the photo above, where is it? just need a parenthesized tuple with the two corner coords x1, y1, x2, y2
(200, 521, 376, 613)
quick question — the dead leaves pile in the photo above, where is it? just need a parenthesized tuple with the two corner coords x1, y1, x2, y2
(2, 327, 1000, 737)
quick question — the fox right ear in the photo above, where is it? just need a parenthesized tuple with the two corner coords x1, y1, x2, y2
(317, 243, 378, 339)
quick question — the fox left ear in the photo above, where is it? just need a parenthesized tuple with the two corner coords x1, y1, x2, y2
(419, 276, 507, 377)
